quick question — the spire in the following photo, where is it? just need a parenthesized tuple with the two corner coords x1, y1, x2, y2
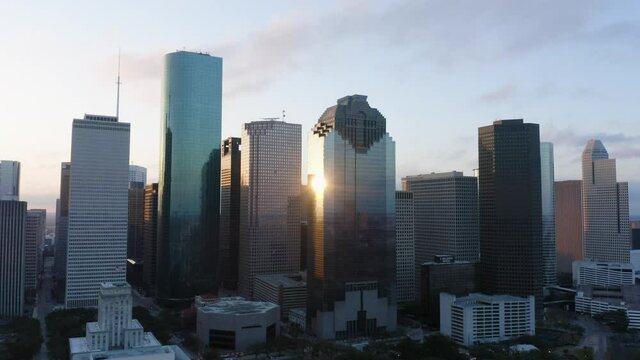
(116, 49, 122, 120)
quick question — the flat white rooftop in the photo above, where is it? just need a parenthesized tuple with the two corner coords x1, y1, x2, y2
(199, 297, 278, 315)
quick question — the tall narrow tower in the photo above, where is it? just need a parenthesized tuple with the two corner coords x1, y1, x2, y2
(478, 119, 543, 323)
(65, 115, 130, 308)
(238, 121, 301, 298)
(307, 95, 396, 339)
(581, 140, 630, 262)
(540, 142, 556, 286)
(157, 51, 223, 301)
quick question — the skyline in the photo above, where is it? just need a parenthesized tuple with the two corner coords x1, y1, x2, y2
(2, 0, 640, 215)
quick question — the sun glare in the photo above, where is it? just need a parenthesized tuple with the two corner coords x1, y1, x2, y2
(311, 175, 326, 193)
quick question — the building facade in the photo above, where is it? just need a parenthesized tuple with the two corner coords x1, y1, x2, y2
(307, 95, 396, 339)
(157, 51, 223, 301)
(65, 114, 130, 308)
(402, 172, 479, 266)
(573, 260, 634, 289)
(575, 285, 640, 330)
(540, 142, 556, 287)
(395, 191, 415, 303)
(582, 139, 630, 262)
(25, 209, 46, 298)
(0, 160, 20, 201)
(555, 180, 583, 276)
(238, 121, 301, 298)
(0, 200, 26, 317)
(478, 119, 543, 322)
(128, 165, 146, 261)
(420, 257, 477, 326)
(54, 162, 71, 280)
(440, 293, 535, 347)
(219, 137, 241, 290)
(196, 297, 280, 352)
(632, 221, 640, 250)
(142, 183, 158, 295)
(254, 273, 306, 320)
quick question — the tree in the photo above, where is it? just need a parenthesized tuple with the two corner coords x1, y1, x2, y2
(593, 310, 628, 332)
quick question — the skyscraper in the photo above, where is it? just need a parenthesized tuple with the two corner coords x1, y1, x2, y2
(128, 165, 146, 261)
(54, 162, 71, 280)
(395, 191, 415, 304)
(66, 114, 130, 308)
(540, 142, 556, 286)
(142, 183, 158, 295)
(402, 171, 479, 268)
(581, 140, 630, 262)
(157, 51, 223, 301)
(478, 119, 543, 322)
(238, 121, 301, 298)
(0, 160, 20, 201)
(555, 180, 583, 276)
(25, 209, 46, 299)
(219, 137, 241, 290)
(0, 200, 26, 317)
(307, 95, 396, 339)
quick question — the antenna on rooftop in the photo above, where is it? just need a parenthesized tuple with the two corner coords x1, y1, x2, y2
(282, 109, 286, 121)
(116, 49, 122, 120)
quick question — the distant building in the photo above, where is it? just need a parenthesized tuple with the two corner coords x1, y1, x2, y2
(575, 285, 640, 330)
(66, 114, 130, 308)
(238, 121, 301, 298)
(555, 180, 583, 276)
(219, 137, 241, 290)
(440, 292, 535, 347)
(395, 191, 416, 303)
(69, 282, 189, 360)
(142, 183, 158, 296)
(25, 209, 46, 298)
(128, 165, 146, 261)
(307, 95, 397, 339)
(478, 119, 543, 323)
(0, 200, 26, 317)
(631, 221, 640, 250)
(254, 273, 306, 320)
(420, 257, 477, 325)
(196, 297, 280, 352)
(540, 142, 556, 286)
(402, 171, 479, 268)
(0, 160, 20, 201)
(582, 140, 630, 262)
(54, 162, 71, 281)
(573, 260, 634, 289)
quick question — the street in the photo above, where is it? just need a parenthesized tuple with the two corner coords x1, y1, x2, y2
(33, 256, 55, 360)
(575, 315, 609, 360)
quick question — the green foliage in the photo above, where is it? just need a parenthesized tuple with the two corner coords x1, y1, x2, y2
(395, 335, 466, 360)
(593, 310, 628, 332)
(132, 306, 170, 343)
(0, 317, 43, 360)
(46, 308, 97, 360)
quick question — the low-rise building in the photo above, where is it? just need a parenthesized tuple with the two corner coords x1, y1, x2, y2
(254, 273, 305, 320)
(575, 285, 640, 329)
(440, 293, 535, 347)
(573, 260, 634, 289)
(289, 308, 306, 331)
(196, 297, 280, 352)
(69, 282, 189, 360)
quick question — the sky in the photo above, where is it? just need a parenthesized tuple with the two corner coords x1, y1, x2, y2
(1, 0, 639, 217)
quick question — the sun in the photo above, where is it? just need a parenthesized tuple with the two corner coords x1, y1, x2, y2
(311, 175, 326, 193)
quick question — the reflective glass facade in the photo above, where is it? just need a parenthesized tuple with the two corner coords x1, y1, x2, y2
(540, 142, 556, 286)
(478, 119, 543, 323)
(158, 51, 222, 300)
(307, 95, 396, 339)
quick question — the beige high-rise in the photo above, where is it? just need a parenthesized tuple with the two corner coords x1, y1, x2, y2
(238, 120, 301, 298)
(581, 140, 630, 262)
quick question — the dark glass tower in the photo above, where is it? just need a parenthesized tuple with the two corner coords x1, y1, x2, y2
(219, 137, 241, 290)
(157, 51, 223, 301)
(478, 119, 543, 323)
(143, 183, 158, 295)
(307, 95, 396, 339)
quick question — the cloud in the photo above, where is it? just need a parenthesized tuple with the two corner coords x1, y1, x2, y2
(542, 127, 640, 149)
(479, 84, 517, 103)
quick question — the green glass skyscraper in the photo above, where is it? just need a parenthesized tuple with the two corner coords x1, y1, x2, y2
(157, 51, 222, 301)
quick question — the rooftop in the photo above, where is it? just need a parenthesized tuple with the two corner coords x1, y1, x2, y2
(255, 274, 306, 288)
(451, 293, 533, 308)
(70, 344, 189, 360)
(198, 297, 278, 315)
(402, 171, 468, 181)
